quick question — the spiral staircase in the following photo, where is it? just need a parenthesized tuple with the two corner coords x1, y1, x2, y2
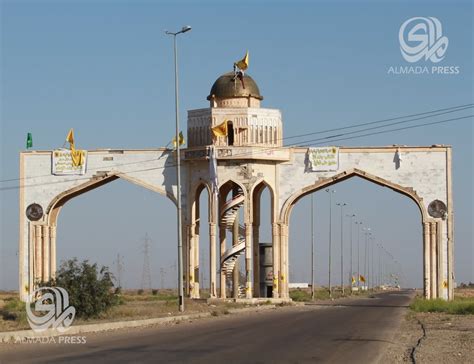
(220, 190, 246, 297)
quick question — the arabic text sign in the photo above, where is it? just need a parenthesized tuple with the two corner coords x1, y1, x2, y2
(308, 147, 339, 171)
(52, 150, 87, 175)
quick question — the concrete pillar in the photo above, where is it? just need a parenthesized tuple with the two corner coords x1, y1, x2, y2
(188, 224, 196, 298)
(446, 147, 454, 300)
(28, 222, 34, 294)
(34, 224, 43, 283)
(219, 224, 226, 298)
(232, 210, 239, 298)
(430, 222, 437, 299)
(280, 223, 289, 299)
(272, 223, 280, 298)
(209, 222, 217, 298)
(436, 221, 443, 299)
(245, 222, 253, 298)
(194, 223, 200, 298)
(253, 222, 260, 297)
(50, 225, 57, 279)
(252, 196, 261, 297)
(183, 219, 189, 296)
(423, 222, 431, 299)
(42, 225, 50, 282)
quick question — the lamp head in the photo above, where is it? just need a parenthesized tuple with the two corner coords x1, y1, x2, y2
(181, 25, 192, 33)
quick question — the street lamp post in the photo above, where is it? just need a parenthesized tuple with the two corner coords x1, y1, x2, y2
(336, 202, 347, 295)
(325, 189, 335, 297)
(363, 227, 371, 290)
(371, 236, 375, 289)
(166, 25, 192, 312)
(355, 221, 362, 288)
(346, 214, 356, 293)
(367, 235, 371, 289)
(311, 194, 315, 300)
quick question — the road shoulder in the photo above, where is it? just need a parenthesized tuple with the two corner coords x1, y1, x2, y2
(381, 312, 474, 363)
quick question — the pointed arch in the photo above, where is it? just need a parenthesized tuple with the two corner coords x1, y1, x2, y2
(46, 172, 175, 226)
(280, 168, 429, 224)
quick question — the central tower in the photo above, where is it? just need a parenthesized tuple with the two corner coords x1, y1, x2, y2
(187, 72, 283, 148)
(184, 69, 290, 301)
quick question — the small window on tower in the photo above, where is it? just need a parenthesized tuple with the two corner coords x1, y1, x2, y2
(228, 121, 234, 146)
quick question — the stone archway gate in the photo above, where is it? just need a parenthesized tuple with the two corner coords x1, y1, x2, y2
(277, 145, 453, 300)
(18, 145, 453, 301)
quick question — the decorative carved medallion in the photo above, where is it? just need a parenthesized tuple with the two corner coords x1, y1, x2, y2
(428, 199, 447, 219)
(26, 203, 43, 221)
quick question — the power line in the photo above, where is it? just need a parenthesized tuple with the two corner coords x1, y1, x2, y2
(0, 112, 471, 192)
(1, 103, 471, 185)
(297, 115, 473, 147)
(283, 103, 473, 141)
(288, 106, 473, 144)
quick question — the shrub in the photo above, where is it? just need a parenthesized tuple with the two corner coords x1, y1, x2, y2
(44, 258, 119, 319)
(152, 289, 159, 296)
(289, 289, 312, 302)
(137, 289, 144, 295)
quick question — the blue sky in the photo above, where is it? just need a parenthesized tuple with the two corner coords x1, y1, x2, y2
(1, 0, 472, 290)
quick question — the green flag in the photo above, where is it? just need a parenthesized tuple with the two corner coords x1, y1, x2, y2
(26, 133, 33, 149)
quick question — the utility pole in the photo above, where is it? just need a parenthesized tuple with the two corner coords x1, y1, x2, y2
(141, 234, 152, 292)
(325, 189, 335, 297)
(311, 194, 315, 300)
(336, 202, 347, 295)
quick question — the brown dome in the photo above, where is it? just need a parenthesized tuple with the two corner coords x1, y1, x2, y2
(207, 72, 263, 101)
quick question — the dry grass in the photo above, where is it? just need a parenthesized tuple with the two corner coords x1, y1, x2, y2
(0, 290, 247, 332)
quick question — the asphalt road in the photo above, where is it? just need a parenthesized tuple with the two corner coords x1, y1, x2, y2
(0, 290, 415, 364)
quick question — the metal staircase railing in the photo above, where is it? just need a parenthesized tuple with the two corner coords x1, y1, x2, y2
(220, 191, 246, 296)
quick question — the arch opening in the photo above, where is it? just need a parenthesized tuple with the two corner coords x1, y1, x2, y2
(282, 171, 436, 300)
(251, 181, 275, 298)
(218, 180, 246, 298)
(52, 178, 177, 292)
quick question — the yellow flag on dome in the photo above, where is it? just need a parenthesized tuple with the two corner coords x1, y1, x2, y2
(234, 51, 249, 71)
(211, 120, 228, 138)
(359, 275, 366, 283)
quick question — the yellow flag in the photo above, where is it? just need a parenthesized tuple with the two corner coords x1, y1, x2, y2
(71, 150, 85, 167)
(351, 276, 356, 284)
(172, 131, 185, 147)
(234, 51, 249, 71)
(359, 274, 366, 283)
(211, 120, 228, 138)
(66, 128, 75, 145)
